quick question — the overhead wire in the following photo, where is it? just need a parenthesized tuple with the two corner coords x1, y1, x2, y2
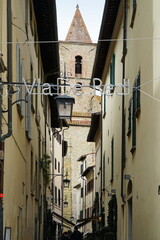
(1, 36, 160, 44)
(138, 89, 160, 104)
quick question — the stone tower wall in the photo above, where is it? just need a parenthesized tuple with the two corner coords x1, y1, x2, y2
(59, 22, 100, 227)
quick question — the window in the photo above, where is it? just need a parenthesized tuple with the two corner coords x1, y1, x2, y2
(131, 83, 137, 153)
(25, 0, 29, 36)
(111, 137, 114, 182)
(103, 94, 107, 116)
(55, 158, 57, 170)
(127, 100, 132, 136)
(35, 159, 38, 199)
(110, 54, 115, 92)
(16, 44, 24, 118)
(75, 55, 82, 74)
(58, 162, 60, 173)
(34, 217, 38, 240)
(87, 179, 94, 193)
(29, 0, 34, 35)
(135, 72, 141, 117)
(25, 93, 32, 140)
(58, 189, 61, 206)
(103, 153, 105, 189)
(81, 187, 83, 198)
(34, 27, 38, 56)
(55, 187, 57, 204)
(80, 210, 83, 219)
(130, 72, 140, 154)
(25, 196, 28, 227)
(80, 164, 83, 174)
(30, 63, 35, 113)
(87, 208, 90, 218)
(30, 150, 34, 194)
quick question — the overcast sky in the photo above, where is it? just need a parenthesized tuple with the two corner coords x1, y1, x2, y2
(56, 0, 105, 43)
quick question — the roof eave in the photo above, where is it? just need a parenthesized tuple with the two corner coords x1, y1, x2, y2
(91, 0, 121, 83)
(33, 0, 60, 127)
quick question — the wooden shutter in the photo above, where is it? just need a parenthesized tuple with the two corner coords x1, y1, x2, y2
(111, 137, 114, 181)
(136, 72, 141, 117)
(16, 44, 25, 117)
(25, 94, 32, 140)
(127, 100, 132, 136)
(131, 86, 136, 152)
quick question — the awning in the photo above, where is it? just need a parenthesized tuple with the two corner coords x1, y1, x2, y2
(73, 183, 81, 188)
(77, 216, 99, 223)
(52, 211, 75, 228)
(87, 112, 101, 142)
(81, 165, 95, 177)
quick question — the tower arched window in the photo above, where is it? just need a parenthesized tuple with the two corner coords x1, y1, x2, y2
(75, 55, 82, 74)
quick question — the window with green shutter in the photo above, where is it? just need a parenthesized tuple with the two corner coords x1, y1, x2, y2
(131, 82, 137, 154)
(130, 71, 140, 154)
(127, 100, 132, 136)
(135, 72, 141, 117)
(103, 93, 106, 116)
(111, 137, 114, 181)
(103, 153, 105, 190)
(25, 94, 32, 140)
(110, 54, 115, 93)
(16, 44, 25, 118)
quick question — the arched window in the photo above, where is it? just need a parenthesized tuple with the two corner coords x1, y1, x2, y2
(75, 55, 82, 74)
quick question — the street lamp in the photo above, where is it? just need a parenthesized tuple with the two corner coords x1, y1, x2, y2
(55, 95, 75, 120)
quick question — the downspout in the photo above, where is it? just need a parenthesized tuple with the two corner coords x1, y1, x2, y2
(100, 97, 103, 225)
(121, 0, 127, 203)
(43, 89, 47, 240)
(0, 0, 12, 238)
(0, 0, 12, 142)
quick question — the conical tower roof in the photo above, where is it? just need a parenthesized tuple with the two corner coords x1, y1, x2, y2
(65, 5, 92, 43)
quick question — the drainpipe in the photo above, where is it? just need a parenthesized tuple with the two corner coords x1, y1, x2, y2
(0, 0, 12, 142)
(43, 90, 48, 239)
(121, 0, 127, 203)
(0, 0, 12, 238)
(100, 97, 103, 226)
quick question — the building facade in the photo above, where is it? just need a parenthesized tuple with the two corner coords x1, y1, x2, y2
(92, 0, 160, 240)
(0, 0, 59, 239)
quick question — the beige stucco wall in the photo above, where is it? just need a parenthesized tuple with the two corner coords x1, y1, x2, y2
(1, 0, 53, 239)
(52, 132, 63, 223)
(101, 0, 160, 240)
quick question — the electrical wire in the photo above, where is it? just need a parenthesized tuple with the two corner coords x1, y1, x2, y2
(138, 89, 160, 104)
(1, 37, 160, 44)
